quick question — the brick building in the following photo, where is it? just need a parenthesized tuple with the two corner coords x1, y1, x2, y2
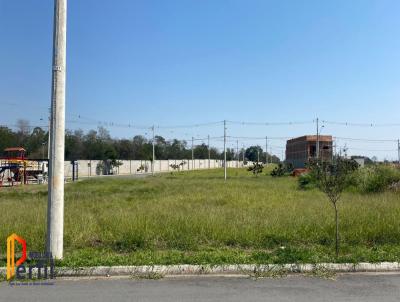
(285, 135, 333, 168)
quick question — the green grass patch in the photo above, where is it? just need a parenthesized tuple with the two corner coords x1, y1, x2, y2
(1, 168, 400, 266)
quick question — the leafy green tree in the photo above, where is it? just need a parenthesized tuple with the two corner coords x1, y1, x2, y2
(154, 135, 168, 159)
(83, 130, 103, 159)
(132, 135, 149, 159)
(25, 127, 47, 158)
(194, 143, 209, 159)
(0, 126, 17, 155)
(0, 125, 235, 162)
(115, 139, 133, 159)
(166, 139, 187, 159)
(245, 146, 263, 162)
(65, 130, 83, 160)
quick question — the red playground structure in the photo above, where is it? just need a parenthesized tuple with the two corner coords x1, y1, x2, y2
(0, 147, 28, 186)
(0, 147, 47, 187)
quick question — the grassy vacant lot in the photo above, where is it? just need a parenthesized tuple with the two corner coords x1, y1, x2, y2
(1, 167, 400, 267)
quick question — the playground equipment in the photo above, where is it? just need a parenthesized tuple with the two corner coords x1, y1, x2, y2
(0, 147, 46, 187)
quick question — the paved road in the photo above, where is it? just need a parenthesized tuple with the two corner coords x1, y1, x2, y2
(2, 274, 400, 302)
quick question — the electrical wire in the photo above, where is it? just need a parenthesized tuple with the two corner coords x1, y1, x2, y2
(334, 136, 397, 143)
(226, 120, 313, 126)
(323, 120, 400, 127)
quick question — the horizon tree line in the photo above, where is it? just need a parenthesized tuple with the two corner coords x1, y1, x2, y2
(0, 120, 281, 163)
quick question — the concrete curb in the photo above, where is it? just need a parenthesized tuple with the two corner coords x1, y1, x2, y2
(1, 263, 400, 277)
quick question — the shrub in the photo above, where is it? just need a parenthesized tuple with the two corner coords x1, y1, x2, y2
(356, 165, 400, 193)
(298, 172, 317, 190)
(298, 159, 359, 191)
(271, 163, 294, 177)
(299, 163, 400, 194)
(247, 162, 264, 177)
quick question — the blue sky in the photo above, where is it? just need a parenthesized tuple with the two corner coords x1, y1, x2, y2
(1, 0, 400, 159)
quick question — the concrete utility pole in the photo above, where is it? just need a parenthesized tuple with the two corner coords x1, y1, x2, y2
(152, 126, 155, 175)
(208, 135, 210, 169)
(333, 138, 337, 159)
(47, 0, 67, 260)
(332, 138, 336, 161)
(257, 149, 260, 163)
(236, 140, 239, 168)
(191, 137, 194, 170)
(265, 136, 268, 165)
(223, 120, 227, 180)
(47, 107, 51, 159)
(316, 117, 320, 159)
(398, 139, 400, 164)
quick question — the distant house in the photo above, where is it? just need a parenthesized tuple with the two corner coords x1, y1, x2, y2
(353, 157, 365, 167)
(351, 156, 373, 167)
(285, 135, 333, 168)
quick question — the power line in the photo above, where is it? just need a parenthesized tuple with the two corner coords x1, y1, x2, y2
(334, 136, 397, 143)
(67, 119, 151, 129)
(226, 120, 313, 126)
(323, 120, 400, 127)
(67, 117, 224, 130)
(0, 124, 49, 129)
(344, 147, 398, 152)
(156, 121, 223, 129)
(227, 135, 290, 140)
(192, 136, 223, 141)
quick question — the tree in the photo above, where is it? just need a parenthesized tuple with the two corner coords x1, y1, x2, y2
(26, 127, 47, 158)
(132, 135, 149, 159)
(98, 126, 111, 141)
(0, 125, 228, 162)
(65, 129, 84, 160)
(0, 126, 17, 155)
(194, 143, 208, 159)
(209, 147, 219, 159)
(245, 146, 263, 162)
(154, 135, 167, 159)
(267, 154, 281, 164)
(115, 139, 133, 159)
(225, 148, 236, 161)
(166, 139, 187, 159)
(308, 157, 359, 257)
(83, 130, 102, 159)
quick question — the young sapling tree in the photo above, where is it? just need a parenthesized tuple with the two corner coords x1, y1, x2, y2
(309, 157, 358, 257)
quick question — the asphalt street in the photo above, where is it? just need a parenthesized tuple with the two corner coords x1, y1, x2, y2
(1, 273, 400, 302)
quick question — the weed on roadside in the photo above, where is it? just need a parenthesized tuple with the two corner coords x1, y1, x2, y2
(305, 265, 336, 280)
(130, 271, 165, 280)
(245, 264, 289, 280)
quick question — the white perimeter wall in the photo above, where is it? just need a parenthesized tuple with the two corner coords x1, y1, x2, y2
(63, 159, 249, 179)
